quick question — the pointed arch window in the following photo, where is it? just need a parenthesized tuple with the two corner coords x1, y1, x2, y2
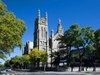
(44, 28, 47, 38)
(41, 27, 43, 38)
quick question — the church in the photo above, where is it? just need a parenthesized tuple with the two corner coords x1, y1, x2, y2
(23, 10, 64, 65)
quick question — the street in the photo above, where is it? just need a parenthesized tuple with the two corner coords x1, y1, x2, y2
(1, 71, 100, 75)
(1, 67, 100, 75)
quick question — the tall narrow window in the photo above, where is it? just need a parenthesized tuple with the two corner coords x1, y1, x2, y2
(44, 28, 46, 38)
(41, 27, 43, 38)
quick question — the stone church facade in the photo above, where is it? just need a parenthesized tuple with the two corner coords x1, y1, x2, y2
(23, 10, 64, 65)
(34, 10, 49, 53)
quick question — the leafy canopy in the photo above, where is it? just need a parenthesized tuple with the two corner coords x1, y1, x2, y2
(29, 48, 48, 63)
(0, 0, 6, 15)
(0, 0, 26, 59)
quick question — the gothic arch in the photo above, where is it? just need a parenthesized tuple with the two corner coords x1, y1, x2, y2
(44, 27, 46, 38)
(41, 27, 43, 38)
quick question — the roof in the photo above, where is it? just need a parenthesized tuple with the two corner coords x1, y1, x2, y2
(53, 33, 63, 40)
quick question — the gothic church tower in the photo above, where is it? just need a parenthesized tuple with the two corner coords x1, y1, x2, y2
(34, 10, 49, 51)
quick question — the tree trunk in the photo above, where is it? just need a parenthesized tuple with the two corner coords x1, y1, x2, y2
(78, 47, 81, 72)
(67, 47, 71, 68)
(93, 61, 96, 71)
(43, 63, 46, 71)
(86, 67, 88, 71)
(82, 47, 85, 71)
(71, 63, 74, 72)
(93, 52, 96, 72)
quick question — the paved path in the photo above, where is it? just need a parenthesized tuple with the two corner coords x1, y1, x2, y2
(0, 72, 15, 75)
(1, 71, 100, 75)
(9, 68, 100, 75)
(1, 67, 100, 75)
(8, 71, 100, 75)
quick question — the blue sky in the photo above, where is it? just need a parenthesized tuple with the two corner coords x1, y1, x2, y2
(0, 0, 100, 64)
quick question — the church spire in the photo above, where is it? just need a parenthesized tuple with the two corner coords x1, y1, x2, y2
(37, 9, 41, 25)
(51, 29, 54, 37)
(45, 12, 48, 19)
(58, 19, 61, 25)
(38, 9, 40, 18)
(57, 19, 63, 35)
(45, 12, 48, 26)
(58, 18, 62, 30)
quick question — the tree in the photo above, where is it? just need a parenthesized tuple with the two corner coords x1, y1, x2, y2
(61, 24, 97, 71)
(91, 29, 100, 71)
(81, 27, 94, 55)
(10, 56, 23, 69)
(39, 50, 48, 71)
(0, 63, 3, 67)
(0, 0, 26, 59)
(69, 24, 83, 71)
(21, 55, 30, 69)
(0, 0, 6, 15)
(29, 48, 40, 62)
(61, 24, 81, 71)
(77, 27, 94, 71)
(94, 29, 100, 59)
(85, 43, 95, 71)
(4, 60, 10, 67)
(29, 48, 48, 71)
(0, 51, 6, 60)
(29, 48, 40, 69)
(4, 55, 30, 69)
(51, 49, 67, 70)
(78, 27, 96, 71)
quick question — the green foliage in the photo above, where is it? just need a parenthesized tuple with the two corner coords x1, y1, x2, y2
(71, 53, 78, 59)
(29, 48, 48, 63)
(10, 56, 22, 66)
(4, 48, 48, 69)
(5, 55, 30, 69)
(86, 43, 95, 53)
(4, 56, 22, 68)
(60, 24, 82, 67)
(94, 29, 100, 50)
(81, 27, 94, 46)
(61, 24, 82, 47)
(0, 12, 26, 52)
(51, 51, 60, 66)
(21, 55, 30, 65)
(0, 63, 3, 67)
(39, 50, 48, 63)
(94, 29, 100, 60)
(0, 0, 6, 15)
(0, 51, 6, 60)
(0, 0, 26, 59)
(4, 60, 10, 67)
(61, 24, 95, 54)
(29, 48, 40, 62)
(60, 24, 100, 71)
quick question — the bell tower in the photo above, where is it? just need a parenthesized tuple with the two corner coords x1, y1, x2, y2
(34, 10, 49, 51)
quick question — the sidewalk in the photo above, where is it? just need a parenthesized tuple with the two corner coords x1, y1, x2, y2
(10, 70, 100, 75)
(8, 67, 100, 75)
(66, 67, 100, 72)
